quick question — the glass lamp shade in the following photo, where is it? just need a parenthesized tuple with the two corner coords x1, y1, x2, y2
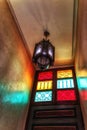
(32, 39, 55, 70)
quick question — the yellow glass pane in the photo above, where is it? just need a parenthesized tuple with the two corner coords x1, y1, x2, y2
(36, 80, 52, 90)
(57, 70, 73, 78)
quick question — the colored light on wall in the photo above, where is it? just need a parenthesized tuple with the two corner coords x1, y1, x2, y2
(2, 91, 29, 104)
(38, 71, 53, 80)
(57, 90, 76, 101)
(0, 82, 29, 91)
(79, 90, 87, 100)
(57, 69, 73, 78)
(16, 39, 35, 91)
(77, 77, 87, 90)
(34, 91, 52, 102)
(0, 82, 30, 104)
(36, 81, 52, 90)
(57, 79, 74, 89)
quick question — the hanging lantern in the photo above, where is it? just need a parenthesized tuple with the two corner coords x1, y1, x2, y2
(32, 31, 55, 70)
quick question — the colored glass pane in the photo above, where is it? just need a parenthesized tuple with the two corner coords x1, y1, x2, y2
(34, 91, 52, 102)
(36, 80, 52, 90)
(57, 90, 76, 101)
(57, 70, 73, 78)
(38, 71, 53, 80)
(57, 79, 74, 89)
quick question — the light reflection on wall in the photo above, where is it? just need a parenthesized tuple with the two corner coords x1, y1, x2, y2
(2, 91, 29, 104)
(77, 77, 87, 90)
(0, 82, 30, 104)
(0, 42, 35, 105)
(77, 77, 87, 100)
(0, 1, 35, 130)
(76, 69, 87, 101)
(75, 47, 87, 129)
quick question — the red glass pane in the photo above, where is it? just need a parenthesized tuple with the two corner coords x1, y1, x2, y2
(38, 71, 53, 80)
(57, 90, 76, 101)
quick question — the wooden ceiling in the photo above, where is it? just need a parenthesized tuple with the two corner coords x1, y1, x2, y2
(8, 0, 78, 67)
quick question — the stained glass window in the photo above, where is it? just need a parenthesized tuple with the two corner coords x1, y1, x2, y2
(35, 71, 53, 103)
(36, 81, 52, 90)
(34, 68, 76, 103)
(34, 91, 52, 102)
(38, 71, 53, 80)
(57, 70, 73, 78)
(57, 90, 76, 101)
(57, 79, 74, 89)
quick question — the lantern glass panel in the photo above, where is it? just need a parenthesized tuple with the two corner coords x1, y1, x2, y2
(48, 46, 53, 58)
(35, 44, 42, 55)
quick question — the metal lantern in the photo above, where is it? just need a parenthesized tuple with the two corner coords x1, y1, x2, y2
(32, 31, 55, 70)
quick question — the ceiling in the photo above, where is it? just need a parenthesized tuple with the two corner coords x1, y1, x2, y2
(8, 0, 78, 67)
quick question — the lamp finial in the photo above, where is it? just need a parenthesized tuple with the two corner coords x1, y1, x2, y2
(44, 30, 50, 40)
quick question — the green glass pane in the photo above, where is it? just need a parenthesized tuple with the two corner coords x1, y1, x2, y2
(57, 78, 74, 89)
(34, 91, 52, 102)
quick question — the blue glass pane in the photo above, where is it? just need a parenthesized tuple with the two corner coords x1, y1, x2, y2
(57, 79, 74, 89)
(34, 91, 52, 102)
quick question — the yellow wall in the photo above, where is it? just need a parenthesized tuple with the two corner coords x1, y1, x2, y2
(0, 0, 35, 130)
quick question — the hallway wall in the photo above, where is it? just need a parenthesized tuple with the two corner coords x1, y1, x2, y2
(0, 0, 35, 130)
(75, 0, 87, 129)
